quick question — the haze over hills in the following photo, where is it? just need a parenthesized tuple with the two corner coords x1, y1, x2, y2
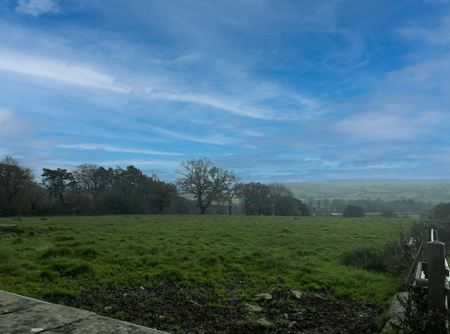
(313, 179, 450, 186)
(284, 179, 450, 203)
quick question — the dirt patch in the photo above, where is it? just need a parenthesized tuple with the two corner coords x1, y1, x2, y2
(44, 280, 382, 333)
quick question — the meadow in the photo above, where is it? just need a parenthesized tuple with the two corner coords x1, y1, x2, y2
(0, 215, 415, 333)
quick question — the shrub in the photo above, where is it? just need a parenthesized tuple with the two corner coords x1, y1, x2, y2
(381, 210, 398, 218)
(343, 205, 365, 218)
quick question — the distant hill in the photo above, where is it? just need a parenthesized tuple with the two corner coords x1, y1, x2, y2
(315, 179, 450, 186)
(284, 179, 450, 203)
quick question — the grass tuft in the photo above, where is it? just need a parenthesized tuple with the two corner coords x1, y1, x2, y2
(78, 247, 100, 259)
(12, 238, 23, 244)
(158, 267, 184, 281)
(42, 247, 73, 259)
(340, 248, 388, 273)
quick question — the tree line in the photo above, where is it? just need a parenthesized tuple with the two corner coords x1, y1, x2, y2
(304, 197, 434, 216)
(0, 156, 310, 217)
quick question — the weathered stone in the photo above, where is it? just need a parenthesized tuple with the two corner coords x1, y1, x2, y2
(0, 291, 167, 334)
(381, 292, 408, 334)
(253, 293, 272, 300)
(230, 293, 244, 301)
(189, 300, 201, 307)
(251, 317, 271, 327)
(386, 292, 408, 319)
(0, 291, 42, 315)
(291, 290, 302, 299)
(381, 318, 401, 334)
(237, 317, 272, 327)
(245, 303, 263, 313)
(45, 314, 163, 333)
(0, 304, 94, 333)
(103, 306, 112, 313)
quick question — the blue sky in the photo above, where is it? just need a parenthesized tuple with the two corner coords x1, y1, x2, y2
(1, 0, 450, 182)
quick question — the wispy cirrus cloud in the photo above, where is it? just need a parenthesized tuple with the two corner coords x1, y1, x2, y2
(16, 0, 59, 17)
(332, 110, 443, 140)
(0, 107, 48, 141)
(0, 49, 314, 121)
(399, 15, 450, 45)
(3, 0, 450, 181)
(57, 144, 183, 156)
(0, 51, 130, 92)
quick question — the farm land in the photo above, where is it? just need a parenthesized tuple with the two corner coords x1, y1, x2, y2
(0, 215, 414, 333)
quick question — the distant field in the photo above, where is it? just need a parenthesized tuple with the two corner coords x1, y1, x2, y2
(286, 180, 450, 203)
(365, 213, 421, 219)
(0, 215, 416, 332)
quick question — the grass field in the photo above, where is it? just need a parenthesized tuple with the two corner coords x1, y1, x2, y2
(365, 212, 420, 219)
(0, 215, 413, 306)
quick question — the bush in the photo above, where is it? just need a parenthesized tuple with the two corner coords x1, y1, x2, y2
(431, 203, 450, 219)
(381, 209, 398, 218)
(343, 205, 365, 218)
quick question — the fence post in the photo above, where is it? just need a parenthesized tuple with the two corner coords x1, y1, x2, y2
(427, 240, 447, 328)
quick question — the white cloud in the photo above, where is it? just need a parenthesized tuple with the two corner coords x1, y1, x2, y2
(146, 125, 238, 146)
(0, 107, 47, 140)
(399, 15, 450, 45)
(57, 144, 183, 156)
(149, 91, 271, 119)
(386, 57, 450, 92)
(333, 110, 442, 140)
(99, 159, 180, 168)
(0, 51, 131, 92)
(0, 107, 12, 123)
(16, 0, 59, 17)
(0, 49, 303, 120)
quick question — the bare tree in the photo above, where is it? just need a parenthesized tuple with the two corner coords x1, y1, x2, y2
(176, 158, 237, 215)
(73, 163, 98, 197)
(0, 156, 34, 215)
(268, 183, 294, 200)
(238, 182, 273, 215)
(219, 177, 242, 215)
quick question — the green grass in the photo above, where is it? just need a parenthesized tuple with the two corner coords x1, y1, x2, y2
(366, 212, 420, 219)
(0, 215, 415, 308)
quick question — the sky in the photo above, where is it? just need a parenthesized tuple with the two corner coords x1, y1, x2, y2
(1, 0, 450, 182)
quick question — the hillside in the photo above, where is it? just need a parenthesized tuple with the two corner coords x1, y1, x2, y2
(284, 179, 450, 203)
